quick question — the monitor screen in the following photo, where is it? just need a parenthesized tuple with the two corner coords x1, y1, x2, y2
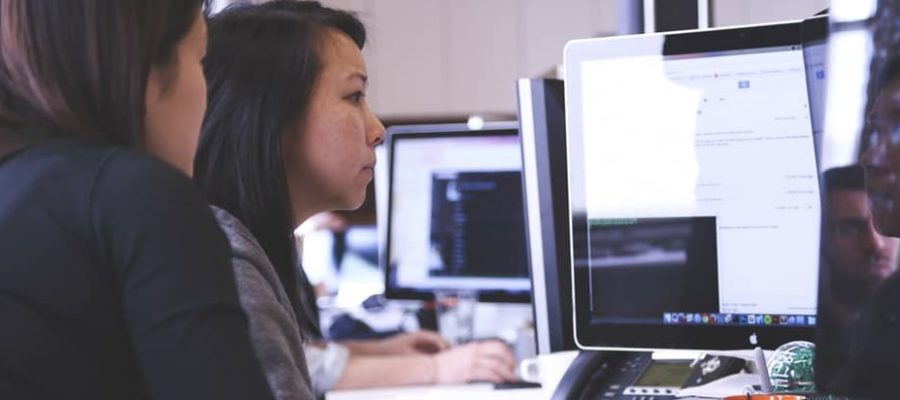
(801, 16, 827, 156)
(384, 123, 531, 302)
(565, 20, 824, 350)
(517, 78, 577, 354)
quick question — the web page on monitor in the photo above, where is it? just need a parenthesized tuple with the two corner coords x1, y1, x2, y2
(389, 135, 531, 292)
(579, 46, 820, 319)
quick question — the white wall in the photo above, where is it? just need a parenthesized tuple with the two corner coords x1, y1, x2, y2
(317, 0, 618, 119)
(209, 0, 829, 118)
(211, 0, 617, 119)
(711, 0, 829, 27)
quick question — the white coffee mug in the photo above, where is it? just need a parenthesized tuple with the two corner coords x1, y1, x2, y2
(517, 350, 579, 387)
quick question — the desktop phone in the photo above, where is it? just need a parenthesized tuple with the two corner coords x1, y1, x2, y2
(552, 351, 746, 400)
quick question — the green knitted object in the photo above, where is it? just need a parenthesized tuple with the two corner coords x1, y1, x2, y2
(768, 341, 816, 392)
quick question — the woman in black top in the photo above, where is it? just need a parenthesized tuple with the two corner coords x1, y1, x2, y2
(0, 1, 275, 399)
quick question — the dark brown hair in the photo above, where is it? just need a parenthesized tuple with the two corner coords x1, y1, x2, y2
(824, 165, 865, 193)
(0, 0, 207, 151)
(196, 0, 366, 339)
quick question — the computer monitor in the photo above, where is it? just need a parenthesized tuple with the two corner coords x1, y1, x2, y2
(565, 19, 826, 350)
(801, 15, 827, 157)
(517, 78, 578, 354)
(383, 123, 531, 303)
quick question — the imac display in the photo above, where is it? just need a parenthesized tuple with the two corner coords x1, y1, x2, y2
(383, 123, 531, 302)
(565, 20, 824, 349)
(517, 78, 577, 354)
(802, 15, 828, 156)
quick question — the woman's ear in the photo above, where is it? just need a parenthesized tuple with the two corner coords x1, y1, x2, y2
(145, 61, 177, 105)
(145, 67, 162, 111)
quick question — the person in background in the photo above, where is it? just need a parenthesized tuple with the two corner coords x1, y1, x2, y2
(822, 56, 900, 397)
(864, 57, 900, 241)
(0, 1, 275, 399)
(195, 1, 517, 397)
(822, 165, 899, 326)
(817, 165, 900, 387)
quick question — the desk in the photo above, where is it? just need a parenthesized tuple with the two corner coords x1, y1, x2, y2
(327, 349, 572, 400)
(326, 383, 548, 400)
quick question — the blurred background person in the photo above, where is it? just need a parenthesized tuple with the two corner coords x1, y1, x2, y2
(0, 1, 275, 399)
(822, 165, 899, 326)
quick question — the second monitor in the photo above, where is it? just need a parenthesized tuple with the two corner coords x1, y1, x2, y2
(565, 18, 825, 350)
(383, 123, 531, 303)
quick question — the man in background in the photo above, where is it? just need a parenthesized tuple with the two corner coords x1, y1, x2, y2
(823, 165, 900, 326)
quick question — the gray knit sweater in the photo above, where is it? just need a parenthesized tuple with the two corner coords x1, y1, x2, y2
(211, 206, 315, 400)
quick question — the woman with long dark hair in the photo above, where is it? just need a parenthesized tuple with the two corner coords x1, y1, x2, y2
(0, 1, 275, 399)
(196, 1, 517, 396)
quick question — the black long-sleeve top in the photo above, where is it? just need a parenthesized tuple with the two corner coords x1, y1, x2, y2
(0, 140, 276, 400)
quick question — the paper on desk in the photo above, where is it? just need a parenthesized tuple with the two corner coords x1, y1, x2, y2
(674, 348, 775, 398)
(700, 349, 774, 366)
(326, 383, 547, 400)
(676, 372, 758, 398)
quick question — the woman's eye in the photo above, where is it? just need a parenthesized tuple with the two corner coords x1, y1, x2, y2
(348, 91, 365, 104)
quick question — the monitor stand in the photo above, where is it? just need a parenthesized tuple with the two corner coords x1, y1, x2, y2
(551, 350, 670, 400)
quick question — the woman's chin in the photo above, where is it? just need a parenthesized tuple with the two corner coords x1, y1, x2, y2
(339, 193, 367, 211)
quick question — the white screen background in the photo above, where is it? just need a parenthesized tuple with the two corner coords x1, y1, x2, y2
(579, 47, 820, 315)
(389, 134, 530, 291)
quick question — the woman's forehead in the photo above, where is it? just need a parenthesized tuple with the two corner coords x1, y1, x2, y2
(319, 30, 366, 77)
